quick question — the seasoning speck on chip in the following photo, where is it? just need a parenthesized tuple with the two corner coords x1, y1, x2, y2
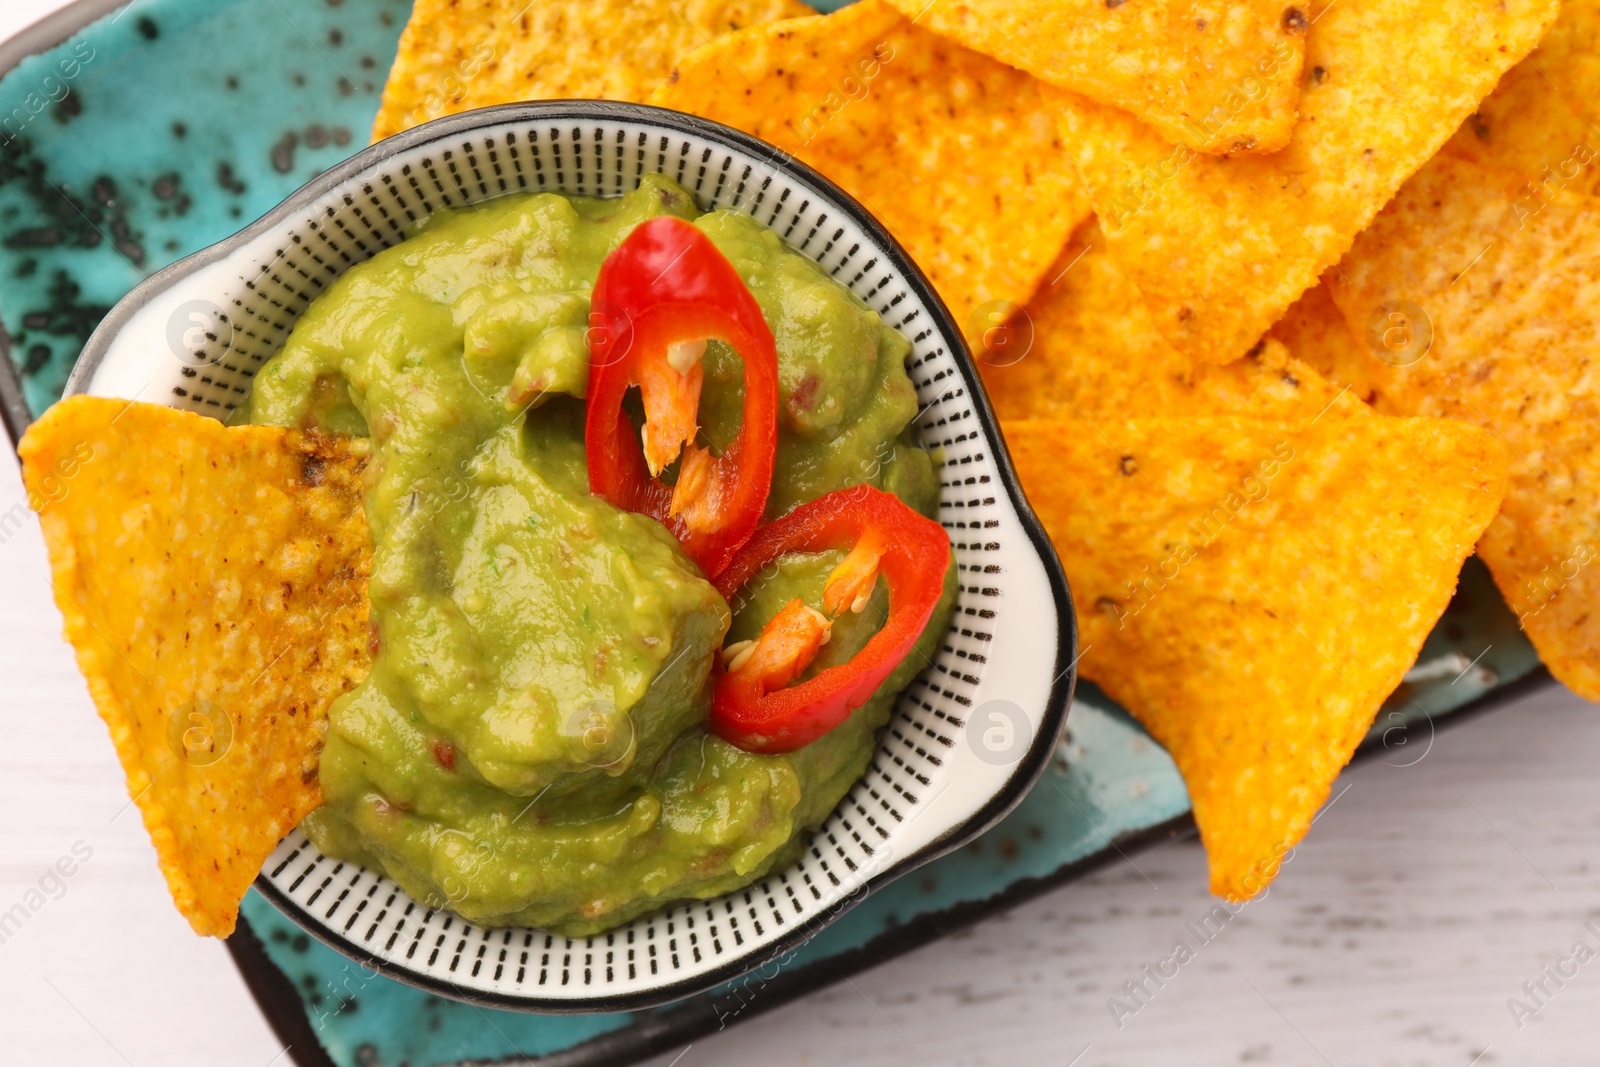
(20, 396, 372, 937)
(1267, 276, 1378, 406)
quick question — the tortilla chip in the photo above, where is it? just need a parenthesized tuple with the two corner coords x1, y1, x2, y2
(1443, 0, 1600, 193)
(1005, 415, 1508, 899)
(19, 397, 372, 936)
(371, 0, 812, 141)
(650, 0, 1090, 349)
(979, 217, 1364, 422)
(1266, 276, 1378, 404)
(1053, 0, 1557, 366)
(1323, 153, 1600, 699)
(882, 0, 1306, 155)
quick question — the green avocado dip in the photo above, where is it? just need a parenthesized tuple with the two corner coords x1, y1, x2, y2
(246, 175, 955, 935)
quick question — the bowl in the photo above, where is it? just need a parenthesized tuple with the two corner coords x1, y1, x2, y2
(66, 100, 1077, 1012)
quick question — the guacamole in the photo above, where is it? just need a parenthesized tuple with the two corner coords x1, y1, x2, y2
(247, 176, 954, 935)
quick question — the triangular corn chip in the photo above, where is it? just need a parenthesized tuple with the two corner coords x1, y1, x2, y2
(978, 217, 1364, 422)
(1053, 0, 1557, 366)
(1443, 0, 1600, 193)
(20, 397, 372, 936)
(650, 0, 1090, 349)
(1005, 415, 1508, 898)
(1324, 154, 1600, 699)
(371, 0, 812, 141)
(883, 0, 1307, 155)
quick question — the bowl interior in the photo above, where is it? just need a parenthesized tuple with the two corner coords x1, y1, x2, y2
(70, 101, 1074, 1012)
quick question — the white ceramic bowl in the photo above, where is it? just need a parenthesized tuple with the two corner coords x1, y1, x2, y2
(67, 101, 1076, 1012)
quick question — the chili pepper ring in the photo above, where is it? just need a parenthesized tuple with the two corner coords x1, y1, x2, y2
(710, 485, 952, 753)
(585, 216, 781, 578)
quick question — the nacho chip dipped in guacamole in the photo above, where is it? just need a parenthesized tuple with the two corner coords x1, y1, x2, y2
(976, 218, 1364, 423)
(1005, 415, 1508, 899)
(651, 0, 1089, 350)
(1054, 0, 1557, 366)
(244, 174, 954, 935)
(1324, 154, 1600, 700)
(370, 0, 811, 141)
(20, 397, 372, 937)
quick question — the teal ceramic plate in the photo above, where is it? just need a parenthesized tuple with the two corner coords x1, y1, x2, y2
(0, 2, 1553, 1065)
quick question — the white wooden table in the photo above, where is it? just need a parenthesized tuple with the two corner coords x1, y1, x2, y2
(2, 5, 1597, 1065)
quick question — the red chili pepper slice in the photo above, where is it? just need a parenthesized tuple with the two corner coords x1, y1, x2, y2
(585, 216, 779, 577)
(710, 485, 950, 753)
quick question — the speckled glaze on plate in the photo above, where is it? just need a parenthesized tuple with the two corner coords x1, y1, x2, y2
(0, 2, 1553, 1066)
(0, 0, 409, 435)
